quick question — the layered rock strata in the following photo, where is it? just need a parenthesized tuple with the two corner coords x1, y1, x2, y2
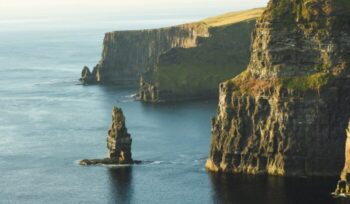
(80, 107, 133, 165)
(80, 9, 263, 88)
(139, 18, 258, 102)
(206, 0, 350, 176)
(81, 23, 209, 85)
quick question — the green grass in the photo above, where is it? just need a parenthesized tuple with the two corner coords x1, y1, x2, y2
(278, 72, 332, 90)
(154, 21, 256, 95)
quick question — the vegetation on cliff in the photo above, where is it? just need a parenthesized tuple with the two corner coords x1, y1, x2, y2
(206, 0, 350, 178)
(81, 8, 263, 86)
(139, 9, 263, 102)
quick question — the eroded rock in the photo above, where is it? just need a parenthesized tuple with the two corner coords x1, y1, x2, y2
(80, 107, 133, 165)
(206, 0, 350, 176)
(80, 9, 263, 86)
(138, 9, 262, 102)
(80, 66, 97, 85)
(334, 122, 350, 196)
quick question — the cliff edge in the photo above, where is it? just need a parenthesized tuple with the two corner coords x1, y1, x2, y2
(206, 0, 350, 176)
(80, 8, 263, 86)
(139, 10, 262, 102)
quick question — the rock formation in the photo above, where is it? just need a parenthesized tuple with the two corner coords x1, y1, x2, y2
(80, 66, 97, 85)
(206, 0, 350, 176)
(334, 121, 350, 196)
(80, 107, 133, 165)
(81, 23, 210, 85)
(139, 10, 261, 102)
(80, 9, 263, 90)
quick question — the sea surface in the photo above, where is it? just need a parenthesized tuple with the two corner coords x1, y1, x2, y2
(0, 16, 349, 204)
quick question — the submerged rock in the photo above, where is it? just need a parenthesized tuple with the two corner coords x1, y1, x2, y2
(80, 107, 133, 165)
(206, 0, 350, 176)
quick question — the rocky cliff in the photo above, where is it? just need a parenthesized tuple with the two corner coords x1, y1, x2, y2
(80, 20, 209, 85)
(139, 16, 259, 102)
(80, 107, 133, 165)
(80, 9, 263, 86)
(206, 0, 350, 176)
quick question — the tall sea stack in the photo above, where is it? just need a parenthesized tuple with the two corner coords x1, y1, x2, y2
(206, 0, 350, 176)
(334, 121, 350, 196)
(80, 107, 133, 165)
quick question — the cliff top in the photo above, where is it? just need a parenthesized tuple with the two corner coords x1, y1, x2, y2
(107, 8, 264, 33)
(229, 0, 350, 92)
(201, 8, 264, 27)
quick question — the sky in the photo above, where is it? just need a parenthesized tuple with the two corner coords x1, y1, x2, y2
(0, 0, 269, 31)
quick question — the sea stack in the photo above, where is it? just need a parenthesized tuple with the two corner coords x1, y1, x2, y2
(334, 122, 350, 196)
(80, 107, 133, 165)
(206, 0, 350, 176)
(80, 66, 97, 85)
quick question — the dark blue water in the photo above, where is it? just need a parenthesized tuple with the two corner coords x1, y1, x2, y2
(0, 20, 348, 204)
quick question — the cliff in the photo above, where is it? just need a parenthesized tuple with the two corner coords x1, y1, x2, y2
(80, 8, 263, 85)
(139, 16, 259, 102)
(80, 107, 133, 165)
(206, 0, 350, 176)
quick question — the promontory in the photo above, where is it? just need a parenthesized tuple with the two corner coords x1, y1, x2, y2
(206, 0, 350, 177)
(80, 8, 264, 102)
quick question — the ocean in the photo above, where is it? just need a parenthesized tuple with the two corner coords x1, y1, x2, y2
(0, 15, 347, 204)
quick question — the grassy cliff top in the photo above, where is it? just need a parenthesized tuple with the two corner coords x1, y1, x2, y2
(108, 8, 264, 33)
(201, 8, 264, 27)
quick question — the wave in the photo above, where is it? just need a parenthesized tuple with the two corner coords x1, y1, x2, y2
(126, 93, 138, 99)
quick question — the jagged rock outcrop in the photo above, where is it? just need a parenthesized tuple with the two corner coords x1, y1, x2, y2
(334, 121, 350, 196)
(206, 0, 350, 176)
(139, 12, 260, 102)
(80, 66, 97, 85)
(80, 9, 263, 87)
(80, 107, 133, 165)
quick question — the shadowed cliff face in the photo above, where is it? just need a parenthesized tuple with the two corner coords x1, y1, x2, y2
(139, 20, 256, 102)
(206, 0, 350, 177)
(95, 23, 209, 84)
(80, 9, 264, 88)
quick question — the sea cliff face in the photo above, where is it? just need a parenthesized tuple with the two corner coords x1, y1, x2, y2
(139, 19, 257, 102)
(81, 22, 209, 85)
(80, 9, 263, 96)
(206, 0, 350, 176)
(97, 24, 210, 84)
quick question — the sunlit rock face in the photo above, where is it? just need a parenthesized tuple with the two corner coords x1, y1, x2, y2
(107, 107, 133, 164)
(206, 0, 350, 176)
(334, 122, 350, 196)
